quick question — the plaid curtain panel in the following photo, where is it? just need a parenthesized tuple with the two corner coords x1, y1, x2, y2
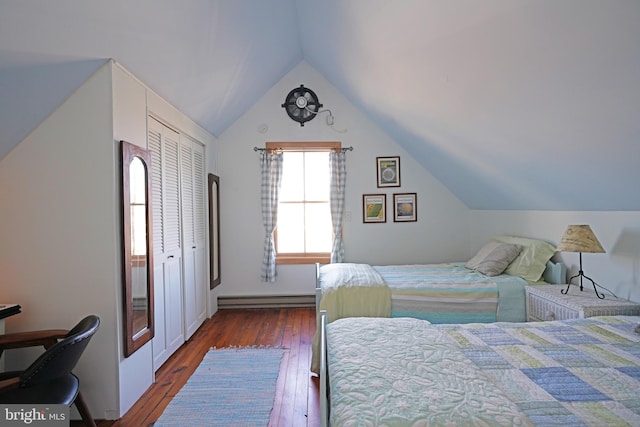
(329, 151, 346, 263)
(260, 151, 283, 282)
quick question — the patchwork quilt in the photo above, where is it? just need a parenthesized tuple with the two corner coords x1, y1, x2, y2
(326, 315, 640, 426)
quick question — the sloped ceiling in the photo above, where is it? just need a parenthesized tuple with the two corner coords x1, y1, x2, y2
(1, 0, 638, 210)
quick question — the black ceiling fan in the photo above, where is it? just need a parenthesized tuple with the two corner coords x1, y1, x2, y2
(281, 85, 323, 126)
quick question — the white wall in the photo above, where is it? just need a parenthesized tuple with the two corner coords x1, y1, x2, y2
(0, 63, 120, 417)
(0, 59, 106, 161)
(216, 60, 640, 305)
(112, 62, 155, 418)
(216, 61, 470, 297)
(470, 211, 640, 302)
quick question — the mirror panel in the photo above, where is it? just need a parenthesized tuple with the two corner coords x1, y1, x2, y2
(122, 140, 155, 357)
(209, 174, 221, 289)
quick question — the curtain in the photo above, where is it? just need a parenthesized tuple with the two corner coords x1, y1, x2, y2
(260, 151, 283, 282)
(329, 151, 347, 263)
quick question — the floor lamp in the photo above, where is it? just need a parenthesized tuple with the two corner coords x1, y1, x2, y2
(557, 224, 606, 299)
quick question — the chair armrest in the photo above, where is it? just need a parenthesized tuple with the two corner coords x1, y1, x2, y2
(0, 376, 20, 392)
(0, 329, 69, 350)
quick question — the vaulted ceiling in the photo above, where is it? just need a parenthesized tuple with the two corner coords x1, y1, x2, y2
(1, 0, 638, 210)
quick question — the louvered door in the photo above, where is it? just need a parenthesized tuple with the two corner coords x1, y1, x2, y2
(180, 136, 207, 339)
(148, 117, 185, 370)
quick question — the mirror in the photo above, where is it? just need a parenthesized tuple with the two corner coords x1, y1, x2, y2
(208, 174, 221, 289)
(121, 140, 154, 357)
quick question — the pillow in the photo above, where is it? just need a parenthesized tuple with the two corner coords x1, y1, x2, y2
(492, 235, 556, 282)
(465, 241, 522, 276)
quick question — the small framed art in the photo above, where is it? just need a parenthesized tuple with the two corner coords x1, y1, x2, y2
(376, 156, 400, 187)
(393, 193, 417, 222)
(363, 194, 386, 223)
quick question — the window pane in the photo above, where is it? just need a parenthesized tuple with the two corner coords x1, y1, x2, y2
(130, 205, 147, 256)
(280, 152, 303, 202)
(305, 152, 329, 201)
(277, 203, 304, 252)
(130, 157, 147, 204)
(305, 203, 332, 252)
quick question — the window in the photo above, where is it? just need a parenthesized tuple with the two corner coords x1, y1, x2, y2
(129, 156, 148, 264)
(268, 142, 340, 264)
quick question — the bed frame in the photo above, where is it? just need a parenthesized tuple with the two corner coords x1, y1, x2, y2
(319, 310, 329, 427)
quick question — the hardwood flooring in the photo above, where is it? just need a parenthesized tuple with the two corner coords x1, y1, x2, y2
(77, 307, 319, 427)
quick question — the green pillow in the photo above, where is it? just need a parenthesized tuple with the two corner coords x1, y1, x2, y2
(492, 235, 556, 282)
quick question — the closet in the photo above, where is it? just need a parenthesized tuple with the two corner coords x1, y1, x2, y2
(148, 116, 207, 370)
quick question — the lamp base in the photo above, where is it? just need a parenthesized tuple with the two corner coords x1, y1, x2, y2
(561, 270, 605, 299)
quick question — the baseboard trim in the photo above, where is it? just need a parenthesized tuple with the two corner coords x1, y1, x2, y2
(218, 294, 316, 309)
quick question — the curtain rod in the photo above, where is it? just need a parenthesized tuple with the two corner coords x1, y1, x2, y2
(253, 146, 353, 153)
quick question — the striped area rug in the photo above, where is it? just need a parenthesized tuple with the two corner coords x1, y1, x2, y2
(155, 347, 283, 426)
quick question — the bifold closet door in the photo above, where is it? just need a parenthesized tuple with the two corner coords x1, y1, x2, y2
(180, 137, 207, 339)
(148, 117, 185, 370)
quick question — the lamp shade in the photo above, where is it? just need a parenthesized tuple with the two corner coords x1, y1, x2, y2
(557, 225, 605, 253)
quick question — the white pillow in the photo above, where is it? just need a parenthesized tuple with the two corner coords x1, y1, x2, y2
(465, 241, 522, 276)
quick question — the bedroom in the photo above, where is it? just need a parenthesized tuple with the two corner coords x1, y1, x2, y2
(1, 0, 639, 424)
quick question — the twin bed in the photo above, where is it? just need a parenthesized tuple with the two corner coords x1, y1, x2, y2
(314, 236, 640, 425)
(319, 313, 640, 426)
(315, 260, 566, 324)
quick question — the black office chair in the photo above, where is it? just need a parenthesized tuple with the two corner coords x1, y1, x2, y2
(0, 315, 100, 427)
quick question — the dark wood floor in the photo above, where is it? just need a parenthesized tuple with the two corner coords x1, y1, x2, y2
(75, 307, 319, 427)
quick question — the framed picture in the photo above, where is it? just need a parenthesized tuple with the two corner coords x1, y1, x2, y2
(363, 194, 386, 223)
(376, 156, 400, 187)
(393, 193, 417, 222)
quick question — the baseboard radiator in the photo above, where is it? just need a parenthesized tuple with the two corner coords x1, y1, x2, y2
(218, 294, 316, 309)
